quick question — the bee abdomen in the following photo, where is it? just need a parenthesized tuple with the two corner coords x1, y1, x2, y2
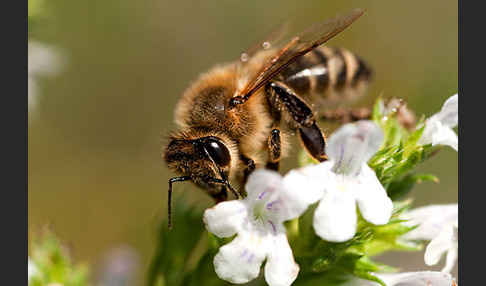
(279, 46, 372, 102)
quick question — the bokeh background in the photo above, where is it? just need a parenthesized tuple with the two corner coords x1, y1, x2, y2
(28, 0, 458, 284)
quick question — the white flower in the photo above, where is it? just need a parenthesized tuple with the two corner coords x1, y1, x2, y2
(342, 271, 456, 286)
(402, 204, 458, 241)
(28, 257, 38, 284)
(203, 169, 317, 286)
(402, 204, 458, 273)
(425, 222, 458, 273)
(418, 94, 458, 151)
(285, 120, 392, 242)
(28, 41, 65, 112)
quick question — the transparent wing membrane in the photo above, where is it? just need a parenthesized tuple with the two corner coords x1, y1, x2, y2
(232, 8, 365, 104)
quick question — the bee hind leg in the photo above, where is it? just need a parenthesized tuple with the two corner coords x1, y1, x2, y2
(319, 107, 371, 124)
(298, 122, 328, 162)
(265, 81, 328, 162)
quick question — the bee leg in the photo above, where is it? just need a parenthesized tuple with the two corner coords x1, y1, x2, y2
(266, 128, 281, 171)
(298, 122, 328, 162)
(265, 106, 283, 170)
(211, 186, 228, 203)
(240, 154, 255, 184)
(319, 107, 371, 123)
(266, 81, 328, 162)
(167, 176, 192, 229)
(265, 81, 315, 126)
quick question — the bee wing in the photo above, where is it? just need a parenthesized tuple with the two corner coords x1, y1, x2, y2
(239, 21, 290, 63)
(236, 8, 365, 99)
(234, 21, 290, 88)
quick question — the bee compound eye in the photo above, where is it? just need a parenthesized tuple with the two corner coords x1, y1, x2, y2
(204, 138, 231, 167)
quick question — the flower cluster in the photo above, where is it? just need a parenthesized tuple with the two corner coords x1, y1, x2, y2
(286, 120, 393, 242)
(28, 230, 89, 286)
(200, 94, 458, 286)
(402, 204, 458, 273)
(28, 41, 65, 113)
(203, 170, 304, 285)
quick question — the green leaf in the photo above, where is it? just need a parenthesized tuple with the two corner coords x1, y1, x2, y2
(182, 251, 226, 286)
(353, 271, 386, 286)
(382, 119, 401, 147)
(387, 173, 438, 200)
(355, 256, 397, 274)
(391, 199, 413, 214)
(147, 198, 206, 286)
(403, 125, 425, 156)
(369, 146, 400, 166)
(372, 97, 385, 122)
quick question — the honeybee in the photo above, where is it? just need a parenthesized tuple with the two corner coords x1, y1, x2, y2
(163, 9, 373, 227)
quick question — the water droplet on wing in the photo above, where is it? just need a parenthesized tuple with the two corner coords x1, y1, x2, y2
(240, 52, 249, 62)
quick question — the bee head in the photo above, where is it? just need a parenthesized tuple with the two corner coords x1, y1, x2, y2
(164, 130, 237, 194)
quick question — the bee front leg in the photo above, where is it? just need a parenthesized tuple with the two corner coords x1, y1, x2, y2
(211, 186, 228, 203)
(239, 154, 256, 185)
(265, 81, 328, 162)
(266, 128, 281, 171)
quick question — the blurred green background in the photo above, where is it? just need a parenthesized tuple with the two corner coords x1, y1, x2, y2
(28, 0, 457, 284)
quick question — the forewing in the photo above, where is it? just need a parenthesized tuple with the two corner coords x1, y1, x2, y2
(234, 21, 290, 89)
(239, 21, 290, 62)
(237, 8, 365, 99)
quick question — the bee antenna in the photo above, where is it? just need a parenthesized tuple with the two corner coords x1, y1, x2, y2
(167, 176, 191, 230)
(218, 170, 240, 199)
(202, 146, 241, 200)
(225, 180, 240, 199)
(207, 175, 241, 200)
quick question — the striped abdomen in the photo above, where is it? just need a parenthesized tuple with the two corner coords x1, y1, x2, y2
(278, 46, 372, 107)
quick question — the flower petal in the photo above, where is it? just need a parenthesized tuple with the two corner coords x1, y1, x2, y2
(28, 257, 38, 283)
(376, 271, 455, 286)
(442, 246, 457, 273)
(354, 165, 393, 225)
(313, 186, 357, 242)
(245, 169, 284, 202)
(420, 119, 458, 150)
(264, 233, 299, 286)
(326, 121, 384, 176)
(245, 168, 322, 223)
(402, 204, 458, 241)
(28, 41, 64, 76)
(436, 94, 458, 128)
(213, 232, 268, 284)
(279, 165, 327, 220)
(424, 226, 454, 267)
(341, 271, 455, 286)
(418, 118, 438, 146)
(430, 121, 458, 151)
(203, 200, 247, 238)
(418, 94, 458, 150)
